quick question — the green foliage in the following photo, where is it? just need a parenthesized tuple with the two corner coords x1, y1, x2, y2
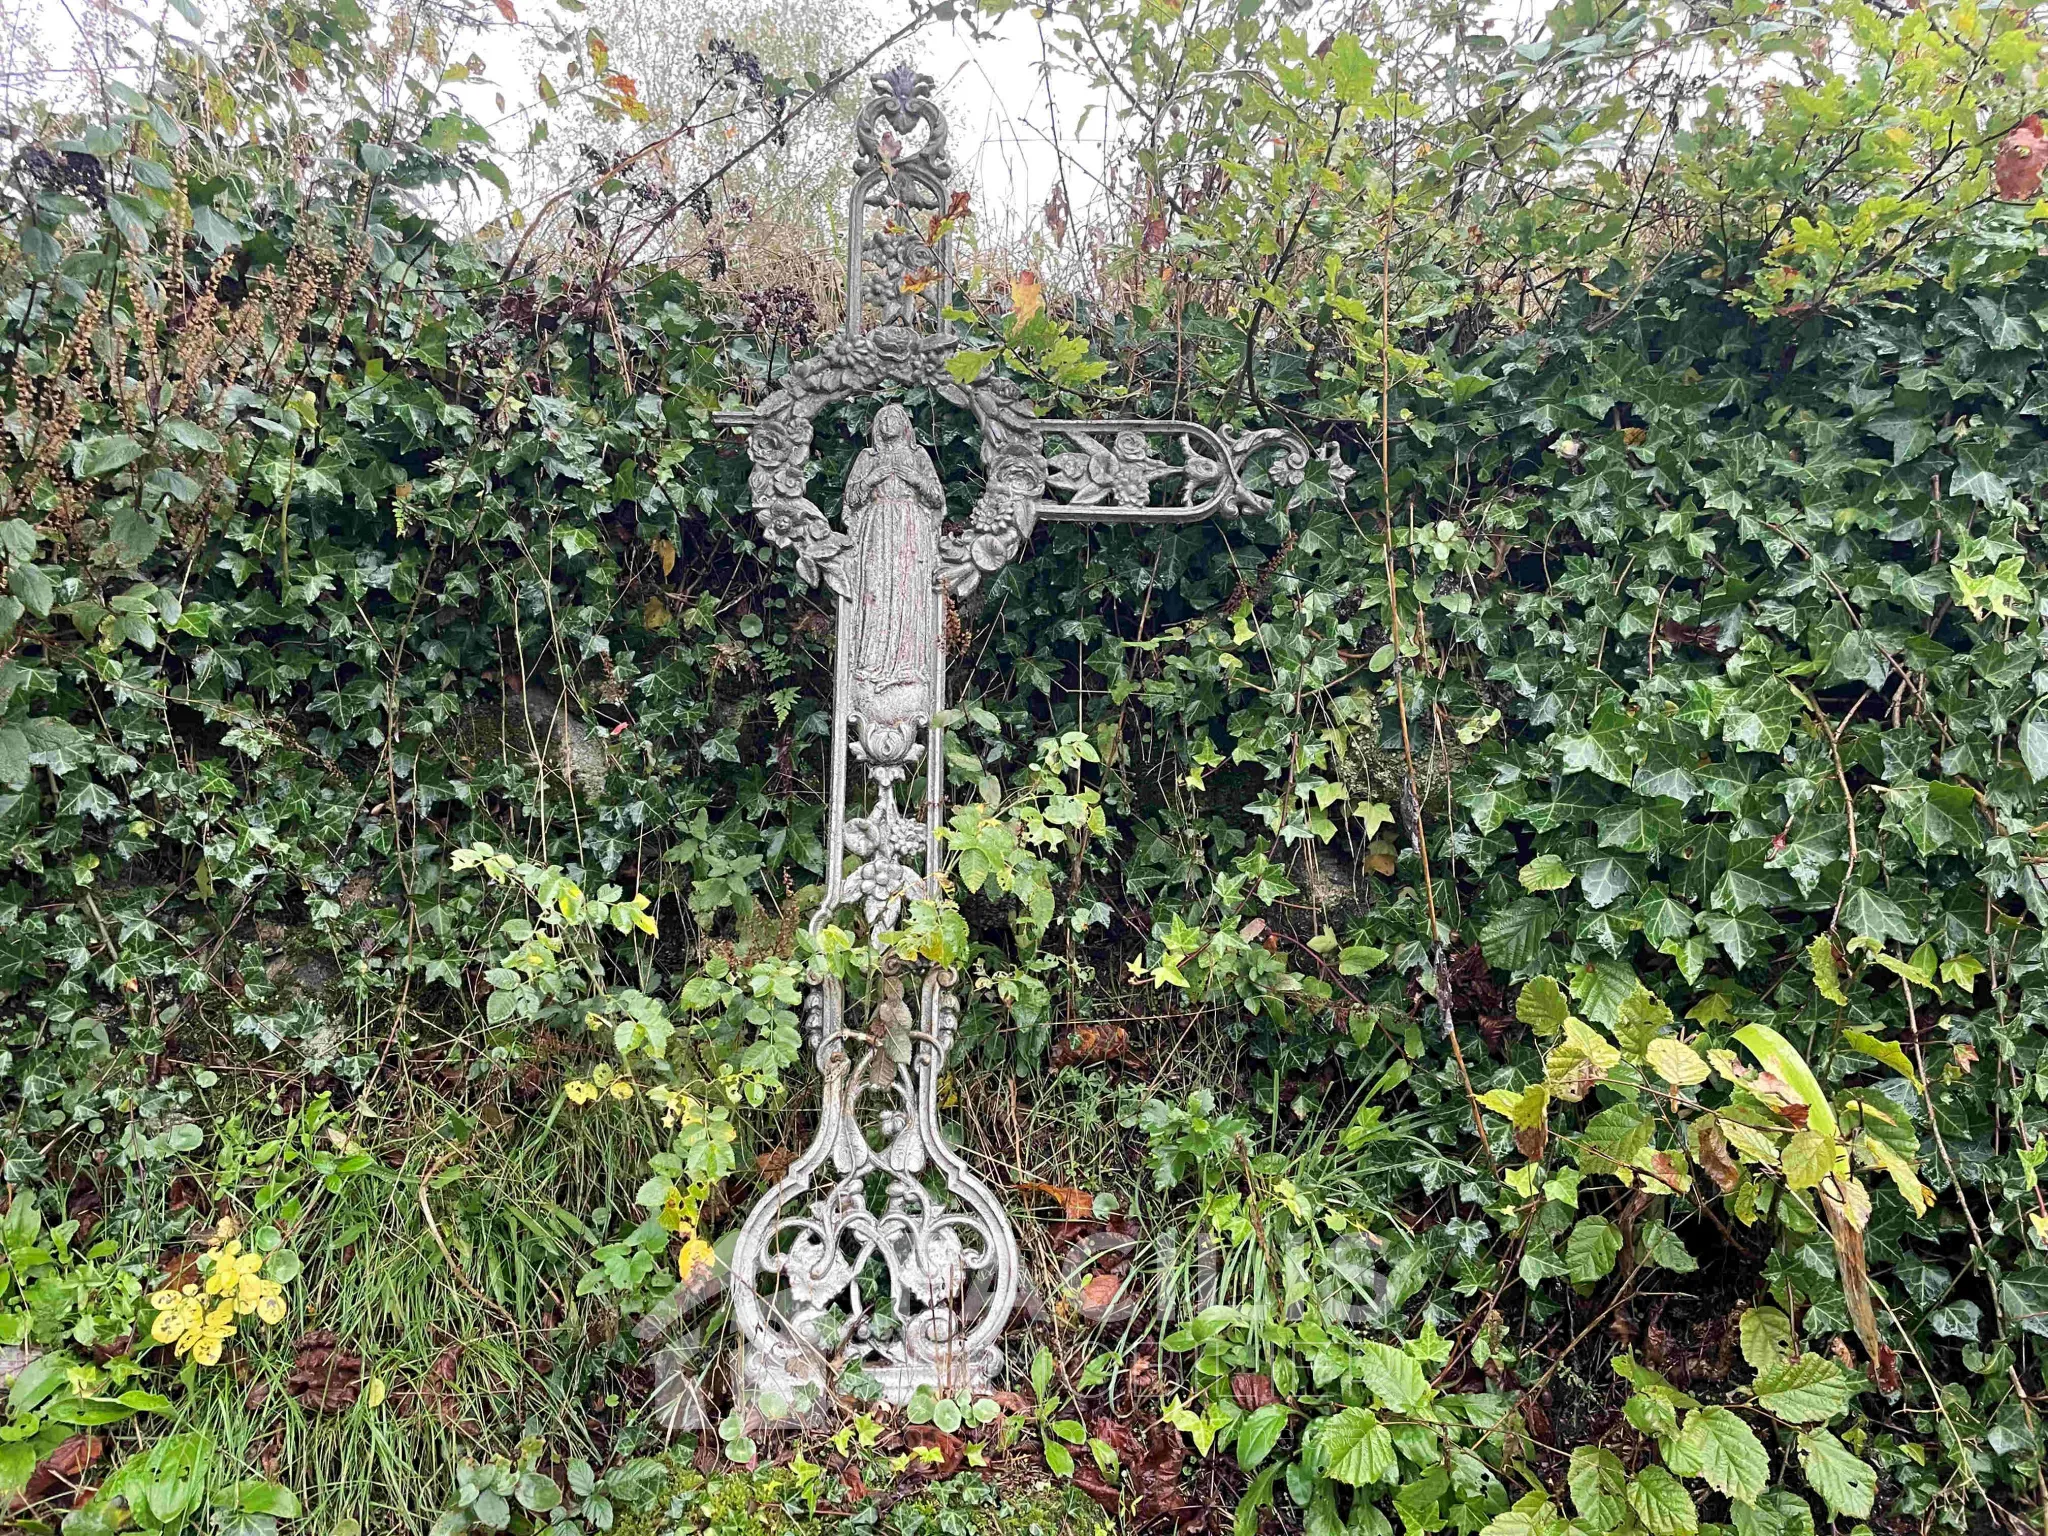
(2, 0, 2048, 1528)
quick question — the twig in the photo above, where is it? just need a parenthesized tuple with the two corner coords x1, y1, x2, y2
(1371, 74, 1491, 1169)
(418, 1150, 522, 1330)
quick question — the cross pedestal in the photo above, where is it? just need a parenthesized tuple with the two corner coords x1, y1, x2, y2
(714, 66, 1336, 1414)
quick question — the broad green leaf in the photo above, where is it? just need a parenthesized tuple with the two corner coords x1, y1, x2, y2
(1355, 1340, 1432, 1414)
(1671, 1407, 1769, 1504)
(1739, 1305, 1795, 1372)
(1567, 1445, 1627, 1533)
(1570, 958, 1642, 1027)
(1626, 1465, 1698, 1536)
(1519, 853, 1574, 892)
(1234, 1402, 1289, 1471)
(1481, 898, 1554, 972)
(1546, 1017, 1622, 1101)
(1233, 1463, 1278, 1536)
(1566, 1216, 1622, 1282)
(1315, 1407, 1396, 1486)
(0, 1443, 34, 1497)
(235, 1481, 303, 1517)
(1806, 935, 1847, 1005)
(1796, 1428, 1874, 1518)
(1755, 1354, 1852, 1424)
(75, 433, 146, 478)
(1780, 1131, 1838, 1190)
(162, 418, 223, 454)
(1516, 975, 1571, 1033)
(1478, 1493, 1567, 1536)
(1731, 1488, 1818, 1536)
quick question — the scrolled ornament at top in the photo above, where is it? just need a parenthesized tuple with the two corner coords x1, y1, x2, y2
(855, 65, 953, 194)
(847, 67, 957, 339)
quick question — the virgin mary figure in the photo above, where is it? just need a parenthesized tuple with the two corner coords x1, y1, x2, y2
(843, 404, 946, 770)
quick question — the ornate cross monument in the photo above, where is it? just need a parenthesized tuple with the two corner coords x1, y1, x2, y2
(715, 66, 1336, 1412)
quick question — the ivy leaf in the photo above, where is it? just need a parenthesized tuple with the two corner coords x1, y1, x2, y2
(1580, 857, 1637, 909)
(1625, 1465, 1698, 1536)
(0, 726, 27, 787)
(9, 561, 53, 618)
(1314, 1407, 1396, 1486)
(1699, 908, 1780, 971)
(1639, 1220, 1697, 1271)
(1880, 778, 1982, 855)
(1554, 699, 1638, 783)
(2019, 711, 2048, 783)
(1722, 677, 1800, 755)
(1797, 1428, 1875, 1518)
(1838, 885, 1915, 946)
(1637, 891, 1695, 945)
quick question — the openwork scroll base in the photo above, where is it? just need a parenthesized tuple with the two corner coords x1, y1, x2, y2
(728, 962, 1018, 1415)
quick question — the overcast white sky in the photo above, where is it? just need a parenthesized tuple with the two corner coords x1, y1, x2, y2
(16, 0, 1114, 242)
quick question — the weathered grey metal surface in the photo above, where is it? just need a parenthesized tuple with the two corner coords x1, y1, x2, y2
(713, 66, 1335, 1416)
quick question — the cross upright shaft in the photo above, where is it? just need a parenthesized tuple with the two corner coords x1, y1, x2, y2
(713, 65, 1333, 1414)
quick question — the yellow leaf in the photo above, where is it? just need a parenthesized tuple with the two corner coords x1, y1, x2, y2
(1854, 1132, 1933, 1217)
(1841, 1030, 1922, 1091)
(1830, 1173, 1872, 1231)
(643, 595, 672, 630)
(1010, 269, 1043, 324)
(1646, 1037, 1711, 1087)
(678, 1236, 717, 1281)
(1545, 1017, 1621, 1102)
(1783, 1131, 1845, 1191)
(653, 536, 676, 577)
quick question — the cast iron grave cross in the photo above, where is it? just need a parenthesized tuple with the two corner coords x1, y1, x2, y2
(715, 66, 1336, 1413)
